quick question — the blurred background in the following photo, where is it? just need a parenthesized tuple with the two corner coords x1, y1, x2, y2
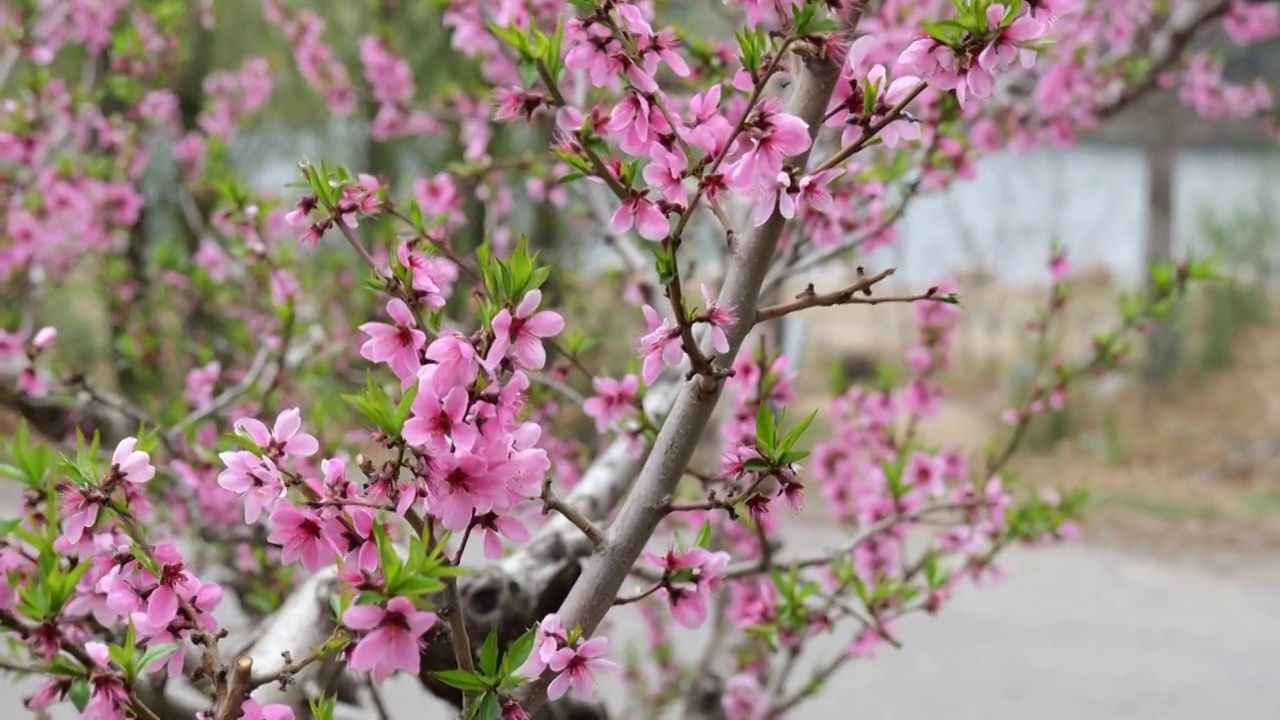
(3, 2, 1280, 718)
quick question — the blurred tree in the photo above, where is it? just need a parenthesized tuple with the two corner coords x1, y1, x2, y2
(1143, 91, 1183, 389)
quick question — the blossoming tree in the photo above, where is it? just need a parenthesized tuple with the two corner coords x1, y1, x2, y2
(0, 0, 1275, 719)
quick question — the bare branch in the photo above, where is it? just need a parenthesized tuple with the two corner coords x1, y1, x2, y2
(541, 480, 606, 549)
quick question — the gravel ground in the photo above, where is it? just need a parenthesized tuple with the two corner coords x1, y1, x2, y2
(2, 521, 1277, 719)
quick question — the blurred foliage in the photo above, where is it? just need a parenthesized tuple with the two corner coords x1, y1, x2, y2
(1190, 194, 1278, 375)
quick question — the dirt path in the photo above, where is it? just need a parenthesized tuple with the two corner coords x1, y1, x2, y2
(2, 521, 1276, 719)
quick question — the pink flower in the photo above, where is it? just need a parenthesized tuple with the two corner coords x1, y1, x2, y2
(698, 284, 734, 354)
(80, 642, 131, 719)
(344, 597, 438, 684)
(403, 373, 478, 454)
(234, 407, 320, 459)
(582, 375, 640, 433)
(109, 437, 155, 485)
(637, 305, 684, 384)
(31, 326, 56, 352)
(722, 672, 767, 720)
(726, 100, 810, 190)
(523, 613, 569, 677)
(266, 504, 348, 571)
(236, 700, 295, 720)
(1224, 0, 1280, 44)
(425, 450, 505, 532)
(473, 512, 530, 559)
(643, 546, 730, 629)
(752, 172, 797, 227)
(423, 334, 480, 395)
(679, 85, 732, 153)
(977, 5, 1045, 74)
(1048, 251, 1071, 283)
(642, 145, 688, 205)
(611, 190, 669, 241)
(216, 451, 287, 524)
(486, 290, 565, 371)
(360, 298, 426, 383)
(546, 636, 617, 700)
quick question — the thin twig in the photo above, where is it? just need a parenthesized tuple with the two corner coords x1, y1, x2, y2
(441, 577, 476, 712)
(364, 675, 393, 720)
(541, 480, 606, 548)
(756, 267, 916, 323)
(169, 347, 272, 439)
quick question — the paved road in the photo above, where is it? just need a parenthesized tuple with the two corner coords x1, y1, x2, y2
(3, 522, 1278, 719)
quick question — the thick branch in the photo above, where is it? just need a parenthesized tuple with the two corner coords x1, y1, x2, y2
(517, 27, 854, 716)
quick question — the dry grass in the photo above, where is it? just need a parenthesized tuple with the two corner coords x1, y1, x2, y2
(794, 269, 1280, 562)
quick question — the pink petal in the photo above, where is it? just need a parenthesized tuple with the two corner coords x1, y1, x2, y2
(343, 604, 386, 630)
(273, 408, 303, 440)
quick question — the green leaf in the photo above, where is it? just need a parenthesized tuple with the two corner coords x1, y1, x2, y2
(754, 403, 778, 454)
(136, 643, 181, 677)
(487, 23, 528, 56)
(477, 692, 500, 720)
(310, 693, 338, 720)
(0, 518, 22, 539)
(919, 19, 968, 44)
(501, 629, 537, 677)
(693, 520, 713, 550)
(779, 408, 820, 452)
(393, 381, 419, 435)
(479, 629, 501, 676)
(372, 523, 402, 589)
(69, 678, 90, 712)
(777, 449, 810, 465)
(433, 669, 489, 692)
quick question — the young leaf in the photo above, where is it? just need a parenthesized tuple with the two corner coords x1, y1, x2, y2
(501, 628, 537, 677)
(479, 629, 501, 676)
(433, 669, 489, 692)
(755, 403, 778, 454)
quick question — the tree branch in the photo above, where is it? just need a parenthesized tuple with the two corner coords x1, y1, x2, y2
(515, 22, 857, 715)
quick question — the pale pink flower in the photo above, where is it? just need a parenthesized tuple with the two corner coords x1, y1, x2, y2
(637, 305, 684, 384)
(642, 145, 689, 205)
(611, 190, 669, 241)
(216, 451, 287, 524)
(109, 437, 155, 485)
(698, 284, 734, 354)
(344, 597, 438, 684)
(546, 636, 617, 700)
(234, 407, 320, 459)
(486, 290, 565, 371)
(423, 333, 480, 395)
